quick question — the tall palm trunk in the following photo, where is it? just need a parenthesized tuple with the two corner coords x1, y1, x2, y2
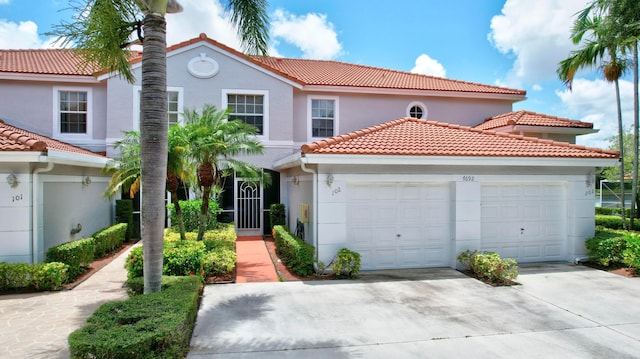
(167, 170, 186, 240)
(614, 78, 627, 228)
(632, 43, 639, 229)
(199, 185, 212, 241)
(140, 14, 168, 294)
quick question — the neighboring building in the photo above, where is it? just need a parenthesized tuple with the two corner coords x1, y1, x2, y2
(0, 33, 617, 267)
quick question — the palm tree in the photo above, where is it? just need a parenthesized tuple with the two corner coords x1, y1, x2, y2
(167, 124, 193, 240)
(558, 11, 629, 227)
(50, 0, 269, 293)
(103, 131, 142, 200)
(184, 105, 265, 241)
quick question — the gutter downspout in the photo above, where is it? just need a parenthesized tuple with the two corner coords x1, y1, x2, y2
(300, 156, 318, 264)
(32, 160, 55, 263)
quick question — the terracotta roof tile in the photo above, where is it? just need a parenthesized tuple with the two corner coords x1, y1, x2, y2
(301, 117, 618, 159)
(476, 110, 593, 130)
(3, 34, 525, 96)
(0, 49, 99, 76)
(0, 119, 106, 158)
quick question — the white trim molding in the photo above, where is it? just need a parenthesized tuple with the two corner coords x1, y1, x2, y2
(406, 101, 428, 119)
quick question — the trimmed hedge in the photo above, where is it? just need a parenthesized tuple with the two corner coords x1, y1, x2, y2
(585, 227, 628, 266)
(92, 223, 128, 258)
(269, 203, 286, 230)
(46, 237, 95, 279)
(167, 199, 221, 232)
(116, 199, 134, 240)
(595, 214, 640, 231)
(0, 262, 69, 292)
(272, 225, 315, 276)
(69, 276, 201, 359)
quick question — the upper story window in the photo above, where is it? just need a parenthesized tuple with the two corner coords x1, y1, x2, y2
(222, 89, 269, 138)
(406, 101, 428, 119)
(133, 86, 183, 130)
(309, 96, 339, 139)
(53, 87, 92, 138)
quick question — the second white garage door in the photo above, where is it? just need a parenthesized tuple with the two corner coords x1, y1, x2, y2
(481, 183, 567, 262)
(346, 182, 451, 270)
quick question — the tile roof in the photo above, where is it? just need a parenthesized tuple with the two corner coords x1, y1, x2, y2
(0, 119, 106, 158)
(476, 110, 593, 130)
(3, 34, 525, 96)
(253, 57, 526, 95)
(301, 117, 618, 159)
(0, 49, 99, 76)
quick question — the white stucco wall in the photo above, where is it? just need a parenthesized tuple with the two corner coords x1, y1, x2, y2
(0, 168, 32, 263)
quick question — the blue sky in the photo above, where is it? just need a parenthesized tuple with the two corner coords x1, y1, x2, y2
(0, 0, 634, 149)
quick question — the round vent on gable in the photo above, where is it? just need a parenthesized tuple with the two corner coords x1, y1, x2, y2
(187, 53, 219, 79)
(406, 101, 428, 119)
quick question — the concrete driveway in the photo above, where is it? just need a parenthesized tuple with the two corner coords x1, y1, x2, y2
(189, 264, 640, 358)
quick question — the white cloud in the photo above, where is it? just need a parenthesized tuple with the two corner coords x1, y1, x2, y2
(556, 78, 634, 149)
(271, 9, 342, 60)
(0, 0, 10, 4)
(0, 20, 57, 49)
(410, 54, 446, 78)
(489, 0, 591, 88)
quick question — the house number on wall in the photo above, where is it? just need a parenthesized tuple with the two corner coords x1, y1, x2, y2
(12, 194, 23, 202)
(462, 176, 475, 182)
(331, 187, 342, 196)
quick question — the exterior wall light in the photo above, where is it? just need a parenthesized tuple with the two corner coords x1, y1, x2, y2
(326, 174, 334, 186)
(82, 176, 92, 186)
(6, 173, 18, 188)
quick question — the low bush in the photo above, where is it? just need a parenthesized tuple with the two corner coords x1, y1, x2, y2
(163, 240, 206, 277)
(203, 249, 236, 276)
(595, 207, 632, 217)
(623, 233, 640, 272)
(273, 225, 315, 276)
(69, 276, 201, 359)
(332, 248, 361, 278)
(116, 199, 134, 240)
(585, 228, 628, 266)
(202, 223, 236, 243)
(595, 215, 640, 231)
(46, 237, 95, 279)
(0, 262, 69, 292)
(457, 250, 518, 285)
(125, 246, 144, 279)
(269, 203, 286, 230)
(168, 199, 221, 232)
(92, 223, 128, 258)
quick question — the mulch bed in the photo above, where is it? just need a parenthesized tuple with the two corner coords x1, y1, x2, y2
(581, 262, 638, 278)
(263, 236, 335, 281)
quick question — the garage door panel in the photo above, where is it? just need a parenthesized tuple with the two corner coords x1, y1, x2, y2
(350, 227, 373, 247)
(347, 182, 450, 270)
(481, 183, 566, 262)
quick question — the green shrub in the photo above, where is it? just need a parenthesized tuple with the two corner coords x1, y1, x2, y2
(46, 237, 95, 279)
(92, 223, 128, 258)
(163, 241, 206, 276)
(623, 233, 640, 271)
(32, 262, 69, 291)
(273, 225, 315, 276)
(203, 249, 236, 276)
(585, 228, 628, 266)
(69, 276, 201, 359)
(457, 250, 518, 285)
(116, 199, 134, 240)
(168, 199, 221, 232)
(0, 262, 32, 291)
(269, 203, 286, 230)
(332, 248, 361, 278)
(595, 215, 640, 230)
(125, 246, 144, 279)
(0, 262, 69, 292)
(202, 223, 237, 243)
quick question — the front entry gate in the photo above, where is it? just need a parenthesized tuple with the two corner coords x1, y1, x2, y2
(236, 179, 262, 236)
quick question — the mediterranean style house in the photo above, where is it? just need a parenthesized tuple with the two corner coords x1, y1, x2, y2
(0, 33, 618, 269)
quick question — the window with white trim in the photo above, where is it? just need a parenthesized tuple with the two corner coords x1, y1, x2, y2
(53, 87, 92, 138)
(133, 86, 183, 130)
(222, 89, 269, 138)
(406, 101, 428, 119)
(309, 96, 339, 139)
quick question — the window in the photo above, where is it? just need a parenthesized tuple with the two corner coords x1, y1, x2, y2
(406, 101, 428, 119)
(222, 89, 269, 138)
(133, 86, 183, 130)
(53, 87, 92, 138)
(308, 96, 339, 139)
(227, 94, 264, 135)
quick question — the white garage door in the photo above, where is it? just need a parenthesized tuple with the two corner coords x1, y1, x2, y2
(347, 182, 451, 270)
(481, 183, 567, 262)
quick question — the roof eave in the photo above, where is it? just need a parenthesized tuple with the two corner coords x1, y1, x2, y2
(301, 85, 526, 101)
(301, 153, 618, 168)
(513, 125, 597, 135)
(0, 72, 100, 83)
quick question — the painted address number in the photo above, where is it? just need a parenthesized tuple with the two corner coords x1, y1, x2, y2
(462, 176, 475, 182)
(12, 194, 23, 202)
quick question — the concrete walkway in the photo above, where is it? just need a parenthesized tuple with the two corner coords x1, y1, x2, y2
(0, 244, 135, 358)
(235, 236, 279, 283)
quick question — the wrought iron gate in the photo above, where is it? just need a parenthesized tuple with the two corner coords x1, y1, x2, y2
(236, 179, 262, 234)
